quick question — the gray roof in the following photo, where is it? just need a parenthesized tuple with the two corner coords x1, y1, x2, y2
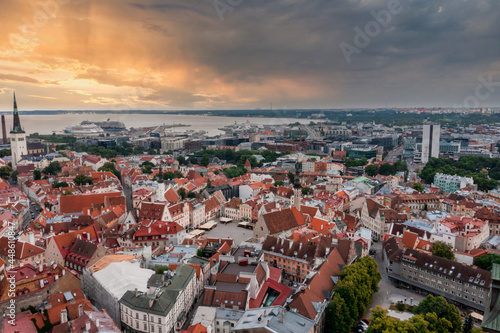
(403, 219, 434, 232)
(119, 264, 196, 316)
(233, 306, 314, 333)
(215, 308, 245, 321)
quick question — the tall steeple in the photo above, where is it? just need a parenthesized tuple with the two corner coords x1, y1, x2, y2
(293, 162, 302, 211)
(155, 162, 166, 201)
(158, 163, 164, 183)
(10, 92, 28, 170)
(11, 92, 25, 134)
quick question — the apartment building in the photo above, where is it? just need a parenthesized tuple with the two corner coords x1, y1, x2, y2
(383, 236, 491, 311)
(434, 173, 474, 193)
(431, 216, 489, 253)
(222, 197, 243, 221)
(360, 198, 407, 240)
(120, 264, 197, 333)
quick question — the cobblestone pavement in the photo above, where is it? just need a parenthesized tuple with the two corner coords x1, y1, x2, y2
(364, 242, 426, 319)
(203, 218, 254, 245)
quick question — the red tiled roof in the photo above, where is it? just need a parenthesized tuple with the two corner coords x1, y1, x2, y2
(60, 192, 122, 214)
(262, 207, 306, 234)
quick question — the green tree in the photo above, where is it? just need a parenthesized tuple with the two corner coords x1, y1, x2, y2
(53, 181, 69, 188)
(98, 162, 120, 178)
(10, 170, 18, 183)
(431, 241, 455, 260)
(302, 187, 313, 195)
(288, 172, 295, 184)
(0, 149, 11, 158)
(413, 183, 425, 192)
(177, 155, 187, 165)
(379, 163, 396, 176)
(43, 161, 61, 175)
(187, 192, 196, 199)
(73, 174, 93, 186)
(133, 146, 144, 155)
(414, 295, 462, 333)
(365, 164, 379, 177)
(474, 253, 500, 271)
(178, 188, 186, 200)
(224, 166, 246, 179)
(154, 265, 170, 274)
(0, 166, 12, 180)
(140, 161, 155, 174)
(326, 257, 381, 333)
(463, 314, 474, 333)
(274, 180, 284, 187)
(325, 295, 352, 333)
(200, 155, 210, 167)
(62, 189, 73, 196)
(34, 169, 42, 180)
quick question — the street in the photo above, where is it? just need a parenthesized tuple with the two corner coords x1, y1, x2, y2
(384, 145, 403, 162)
(364, 242, 425, 319)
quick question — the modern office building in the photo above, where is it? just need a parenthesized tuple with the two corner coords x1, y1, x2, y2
(421, 124, 440, 164)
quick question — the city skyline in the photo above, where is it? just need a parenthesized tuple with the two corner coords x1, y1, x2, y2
(1, 0, 500, 110)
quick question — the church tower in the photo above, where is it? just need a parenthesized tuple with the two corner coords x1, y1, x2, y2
(292, 162, 302, 211)
(10, 93, 27, 170)
(155, 163, 166, 201)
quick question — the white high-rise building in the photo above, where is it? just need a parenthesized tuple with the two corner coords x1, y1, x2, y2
(421, 124, 440, 164)
(10, 93, 27, 170)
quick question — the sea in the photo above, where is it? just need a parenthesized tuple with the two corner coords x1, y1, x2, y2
(3, 113, 313, 136)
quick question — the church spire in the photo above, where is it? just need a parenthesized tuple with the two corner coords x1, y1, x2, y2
(11, 92, 24, 134)
(158, 163, 164, 183)
(293, 162, 302, 211)
(293, 162, 302, 189)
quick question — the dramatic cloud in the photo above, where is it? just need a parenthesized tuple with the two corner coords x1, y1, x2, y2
(0, 0, 499, 110)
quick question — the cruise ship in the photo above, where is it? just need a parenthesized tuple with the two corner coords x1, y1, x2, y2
(82, 119, 126, 132)
(64, 123, 105, 136)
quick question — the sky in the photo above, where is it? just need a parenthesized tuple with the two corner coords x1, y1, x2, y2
(0, 0, 500, 110)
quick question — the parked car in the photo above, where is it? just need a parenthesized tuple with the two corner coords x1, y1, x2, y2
(356, 321, 369, 332)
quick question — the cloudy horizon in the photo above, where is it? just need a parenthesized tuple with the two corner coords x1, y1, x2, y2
(1, 0, 500, 111)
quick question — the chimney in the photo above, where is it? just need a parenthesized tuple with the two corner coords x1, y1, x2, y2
(39, 265, 43, 273)
(28, 232, 35, 245)
(78, 304, 83, 317)
(135, 288, 139, 297)
(1, 115, 6, 144)
(60, 309, 67, 323)
(86, 322, 91, 331)
(96, 319, 100, 328)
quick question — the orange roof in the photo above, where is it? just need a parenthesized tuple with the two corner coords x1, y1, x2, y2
(186, 323, 207, 333)
(164, 188, 180, 202)
(60, 192, 122, 214)
(51, 225, 98, 259)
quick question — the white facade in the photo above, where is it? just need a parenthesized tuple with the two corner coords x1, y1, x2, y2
(190, 202, 206, 228)
(10, 132, 27, 170)
(421, 124, 440, 164)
